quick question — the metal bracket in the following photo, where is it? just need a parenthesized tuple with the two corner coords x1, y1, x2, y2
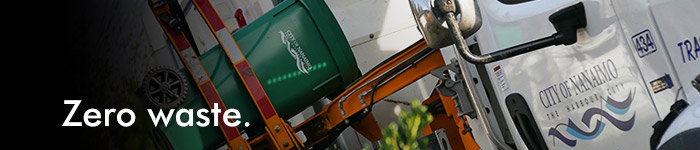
(358, 89, 371, 106)
(425, 128, 452, 150)
(430, 59, 476, 118)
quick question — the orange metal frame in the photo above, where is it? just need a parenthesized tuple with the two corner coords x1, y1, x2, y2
(147, 1, 251, 149)
(151, 1, 480, 148)
(149, 1, 301, 149)
(189, 0, 301, 149)
(292, 40, 481, 149)
(422, 89, 481, 150)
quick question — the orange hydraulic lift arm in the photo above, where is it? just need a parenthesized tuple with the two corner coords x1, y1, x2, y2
(188, 0, 302, 149)
(147, 1, 251, 149)
(149, 0, 303, 149)
(293, 39, 448, 149)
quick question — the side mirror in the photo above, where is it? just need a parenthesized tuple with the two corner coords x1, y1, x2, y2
(409, 0, 482, 48)
(412, 1, 586, 64)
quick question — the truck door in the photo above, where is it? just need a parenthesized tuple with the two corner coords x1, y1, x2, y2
(473, 0, 666, 149)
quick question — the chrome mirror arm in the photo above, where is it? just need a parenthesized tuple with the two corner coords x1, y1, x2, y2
(444, 10, 516, 150)
(438, 1, 587, 149)
(443, 1, 586, 64)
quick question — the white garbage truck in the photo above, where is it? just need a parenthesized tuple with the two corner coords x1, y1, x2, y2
(407, 0, 699, 149)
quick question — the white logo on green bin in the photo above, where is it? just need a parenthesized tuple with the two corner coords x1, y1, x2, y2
(280, 30, 312, 75)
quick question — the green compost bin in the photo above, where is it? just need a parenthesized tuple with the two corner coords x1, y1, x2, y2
(155, 0, 359, 149)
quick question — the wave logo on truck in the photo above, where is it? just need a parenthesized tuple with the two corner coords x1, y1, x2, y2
(548, 89, 636, 147)
(280, 30, 312, 75)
